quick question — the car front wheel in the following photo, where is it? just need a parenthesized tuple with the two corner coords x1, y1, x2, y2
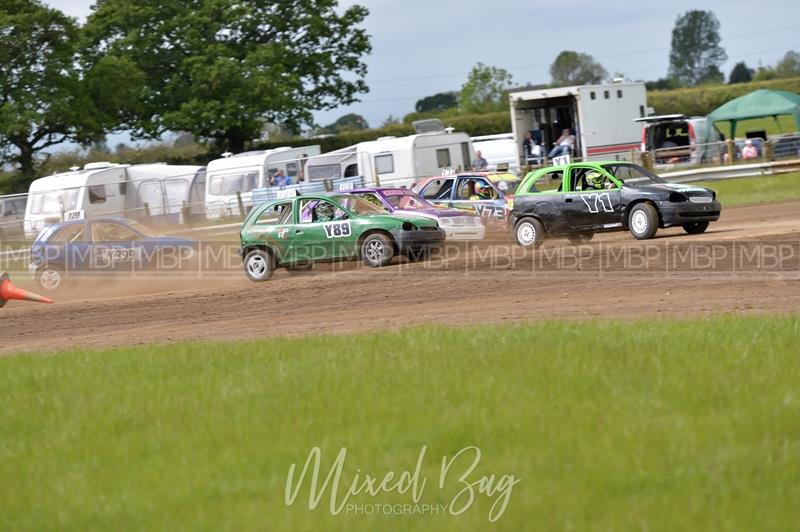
(628, 204, 659, 240)
(514, 218, 544, 248)
(682, 221, 709, 234)
(37, 267, 63, 291)
(362, 233, 395, 267)
(243, 249, 274, 282)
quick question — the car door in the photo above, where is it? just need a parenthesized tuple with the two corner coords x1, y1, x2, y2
(287, 198, 351, 262)
(563, 165, 622, 231)
(89, 221, 143, 273)
(452, 176, 505, 222)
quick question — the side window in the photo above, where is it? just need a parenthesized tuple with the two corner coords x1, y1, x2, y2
(455, 178, 493, 200)
(88, 185, 107, 204)
(298, 199, 345, 224)
(436, 148, 451, 168)
(420, 178, 453, 200)
(528, 171, 563, 193)
(92, 222, 140, 242)
(375, 154, 394, 175)
(52, 224, 85, 243)
(358, 193, 385, 209)
(255, 202, 292, 225)
(571, 167, 616, 191)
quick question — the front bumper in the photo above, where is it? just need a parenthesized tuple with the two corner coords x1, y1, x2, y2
(659, 199, 722, 227)
(391, 228, 446, 253)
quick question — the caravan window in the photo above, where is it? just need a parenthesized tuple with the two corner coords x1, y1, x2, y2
(29, 188, 80, 215)
(208, 172, 259, 195)
(88, 185, 107, 204)
(374, 154, 394, 174)
(308, 164, 342, 181)
(436, 149, 451, 168)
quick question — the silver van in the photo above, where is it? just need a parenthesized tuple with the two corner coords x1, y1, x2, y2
(636, 115, 725, 165)
(0, 193, 28, 241)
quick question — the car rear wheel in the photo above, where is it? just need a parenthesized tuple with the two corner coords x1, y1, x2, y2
(628, 204, 659, 240)
(362, 233, 394, 267)
(244, 249, 274, 282)
(682, 221, 709, 234)
(567, 233, 594, 245)
(37, 267, 63, 291)
(514, 218, 544, 248)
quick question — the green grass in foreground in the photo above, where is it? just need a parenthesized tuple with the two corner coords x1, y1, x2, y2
(692, 170, 800, 207)
(2, 316, 800, 531)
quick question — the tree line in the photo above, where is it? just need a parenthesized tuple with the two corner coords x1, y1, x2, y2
(0, 0, 371, 182)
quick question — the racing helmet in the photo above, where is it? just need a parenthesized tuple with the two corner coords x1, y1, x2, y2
(476, 181, 492, 197)
(585, 171, 604, 189)
(316, 201, 334, 218)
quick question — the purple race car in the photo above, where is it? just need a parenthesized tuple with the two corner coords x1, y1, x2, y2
(339, 188, 485, 240)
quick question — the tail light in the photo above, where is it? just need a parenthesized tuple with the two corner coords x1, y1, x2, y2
(688, 122, 696, 145)
(640, 126, 646, 152)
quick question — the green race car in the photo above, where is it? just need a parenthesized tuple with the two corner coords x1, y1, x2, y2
(238, 194, 445, 281)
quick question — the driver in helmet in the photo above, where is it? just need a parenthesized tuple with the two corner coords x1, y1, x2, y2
(315, 201, 335, 222)
(470, 181, 494, 200)
(584, 171, 606, 190)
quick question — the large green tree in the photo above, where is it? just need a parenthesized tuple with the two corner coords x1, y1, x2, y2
(668, 10, 727, 87)
(549, 51, 607, 86)
(82, 0, 371, 153)
(0, 0, 135, 181)
(415, 92, 458, 113)
(459, 63, 513, 114)
(728, 61, 753, 84)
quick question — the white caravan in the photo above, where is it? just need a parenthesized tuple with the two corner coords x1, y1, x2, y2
(205, 146, 320, 218)
(24, 162, 206, 239)
(304, 123, 474, 188)
(509, 82, 648, 164)
(470, 133, 520, 173)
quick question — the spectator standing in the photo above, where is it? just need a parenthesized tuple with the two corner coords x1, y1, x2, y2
(472, 150, 488, 170)
(271, 169, 291, 187)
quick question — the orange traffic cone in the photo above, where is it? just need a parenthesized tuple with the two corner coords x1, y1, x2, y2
(0, 272, 54, 308)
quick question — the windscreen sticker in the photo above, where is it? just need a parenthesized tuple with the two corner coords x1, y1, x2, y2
(323, 221, 352, 238)
(581, 192, 614, 213)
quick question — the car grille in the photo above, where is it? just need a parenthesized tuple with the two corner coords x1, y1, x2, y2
(688, 196, 713, 204)
(681, 211, 720, 218)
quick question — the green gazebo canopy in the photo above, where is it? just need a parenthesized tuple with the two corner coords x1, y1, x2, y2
(707, 88, 800, 139)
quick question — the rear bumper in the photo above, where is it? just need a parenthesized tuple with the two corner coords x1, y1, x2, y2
(659, 200, 722, 226)
(391, 228, 446, 253)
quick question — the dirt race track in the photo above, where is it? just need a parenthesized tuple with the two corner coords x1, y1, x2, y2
(3, 201, 800, 355)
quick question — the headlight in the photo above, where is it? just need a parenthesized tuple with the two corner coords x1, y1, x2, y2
(402, 221, 418, 231)
(669, 192, 687, 202)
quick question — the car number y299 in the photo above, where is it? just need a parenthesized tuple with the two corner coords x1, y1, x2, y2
(323, 221, 352, 238)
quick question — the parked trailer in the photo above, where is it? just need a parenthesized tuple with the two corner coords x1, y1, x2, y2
(304, 122, 474, 188)
(24, 162, 206, 239)
(204, 146, 321, 219)
(0, 193, 28, 241)
(510, 82, 648, 164)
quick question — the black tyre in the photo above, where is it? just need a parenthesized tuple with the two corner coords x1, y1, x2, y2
(37, 266, 64, 292)
(514, 218, 544, 248)
(628, 204, 659, 240)
(243, 249, 274, 282)
(682, 221, 710, 235)
(567, 233, 594, 245)
(361, 233, 395, 267)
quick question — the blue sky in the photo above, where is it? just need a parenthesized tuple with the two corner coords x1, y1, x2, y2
(46, 0, 800, 139)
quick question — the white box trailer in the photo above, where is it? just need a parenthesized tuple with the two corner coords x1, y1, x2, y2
(24, 162, 206, 239)
(509, 82, 648, 164)
(470, 133, 520, 172)
(304, 128, 474, 188)
(204, 146, 321, 218)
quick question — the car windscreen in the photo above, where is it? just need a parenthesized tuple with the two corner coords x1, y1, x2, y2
(126, 220, 158, 238)
(495, 180, 520, 196)
(331, 195, 384, 215)
(381, 190, 434, 210)
(601, 164, 666, 186)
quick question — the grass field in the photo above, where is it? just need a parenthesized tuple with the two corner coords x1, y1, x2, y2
(2, 315, 799, 531)
(691, 170, 800, 207)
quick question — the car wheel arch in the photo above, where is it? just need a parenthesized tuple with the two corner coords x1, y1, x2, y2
(358, 229, 398, 254)
(623, 199, 662, 229)
(243, 244, 279, 264)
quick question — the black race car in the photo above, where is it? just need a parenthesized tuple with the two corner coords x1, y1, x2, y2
(508, 161, 721, 247)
